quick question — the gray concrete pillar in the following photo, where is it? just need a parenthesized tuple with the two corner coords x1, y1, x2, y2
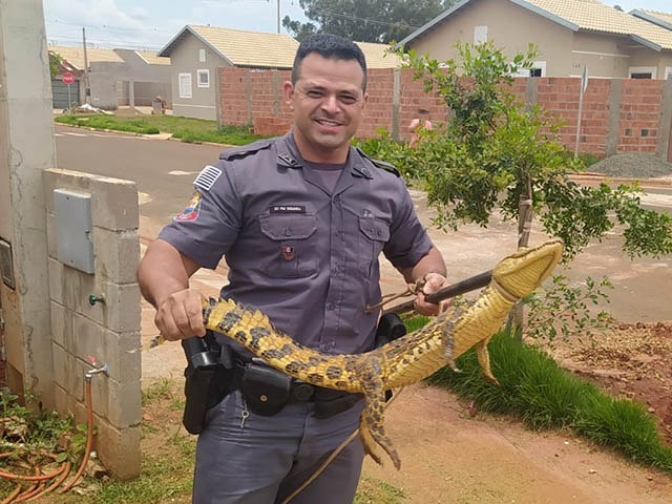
(0, 0, 56, 404)
(392, 68, 401, 141)
(606, 79, 623, 157)
(128, 79, 135, 107)
(656, 78, 672, 161)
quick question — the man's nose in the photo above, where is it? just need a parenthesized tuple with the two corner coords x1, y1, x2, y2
(320, 94, 340, 113)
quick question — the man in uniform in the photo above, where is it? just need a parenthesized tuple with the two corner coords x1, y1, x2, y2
(138, 33, 450, 504)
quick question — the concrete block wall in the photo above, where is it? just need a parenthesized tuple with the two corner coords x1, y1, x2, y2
(219, 66, 672, 161)
(42, 168, 142, 481)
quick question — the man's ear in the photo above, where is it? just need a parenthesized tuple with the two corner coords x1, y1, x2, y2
(283, 81, 294, 106)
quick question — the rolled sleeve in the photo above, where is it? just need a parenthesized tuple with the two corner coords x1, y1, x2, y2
(158, 163, 242, 269)
(383, 182, 434, 269)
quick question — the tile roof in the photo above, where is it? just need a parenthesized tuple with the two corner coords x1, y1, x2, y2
(160, 25, 299, 68)
(355, 41, 403, 68)
(400, 0, 672, 51)
(135, 50, 170, 65)
(48, 45, 123, 70)
(631, 9, 672, 31)
(524, 0, 672, 49)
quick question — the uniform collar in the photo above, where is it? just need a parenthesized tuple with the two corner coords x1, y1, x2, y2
(276, 131, 373, 180)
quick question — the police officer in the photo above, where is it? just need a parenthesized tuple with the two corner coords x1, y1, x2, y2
(138, 33, 450, 504)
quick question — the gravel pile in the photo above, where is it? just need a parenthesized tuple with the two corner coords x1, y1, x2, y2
(588, 153, 672, 179)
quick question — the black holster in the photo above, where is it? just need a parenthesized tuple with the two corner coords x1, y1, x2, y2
(375, 312, 407, 402)
(181, 332, 232, 435)
(375, 312, 407, 347)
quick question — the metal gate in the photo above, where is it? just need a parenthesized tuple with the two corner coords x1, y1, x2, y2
(51, 79, 80, 109)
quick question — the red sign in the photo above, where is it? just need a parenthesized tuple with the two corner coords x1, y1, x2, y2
(62, 72, 75, 85)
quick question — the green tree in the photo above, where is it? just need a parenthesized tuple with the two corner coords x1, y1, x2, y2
(396, 41, 672, 260)
(49, 51, 63, 79)
(283, 0, 455, 43)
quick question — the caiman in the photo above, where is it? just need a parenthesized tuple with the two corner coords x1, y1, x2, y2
(202, 238, 564, 469)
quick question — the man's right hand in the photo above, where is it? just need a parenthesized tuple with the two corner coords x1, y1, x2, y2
(154, 289, 207, 341)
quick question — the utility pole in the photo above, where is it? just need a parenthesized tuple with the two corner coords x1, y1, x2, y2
(82, 26, 90, 103)
(277, 0, 281, 33)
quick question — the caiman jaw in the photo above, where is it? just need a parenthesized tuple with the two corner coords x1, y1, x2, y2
(492, 238, 564, 299)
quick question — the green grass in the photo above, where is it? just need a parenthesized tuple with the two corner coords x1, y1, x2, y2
(54, 113, 268, 145)
(426, 328, 672, 472)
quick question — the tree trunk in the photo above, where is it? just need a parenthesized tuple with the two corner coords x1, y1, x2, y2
(510, 174, 534, 340)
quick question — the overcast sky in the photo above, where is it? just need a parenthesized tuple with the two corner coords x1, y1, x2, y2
(42, 0, 672, 51)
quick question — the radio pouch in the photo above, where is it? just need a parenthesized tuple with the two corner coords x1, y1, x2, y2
(241, 361, 292, 416)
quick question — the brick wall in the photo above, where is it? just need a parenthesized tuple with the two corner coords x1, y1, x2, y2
(219, 67, 672, 160)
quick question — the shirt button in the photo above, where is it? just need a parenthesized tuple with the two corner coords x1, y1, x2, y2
(284, 229, 292, 236)
(327, 303, 336, 311)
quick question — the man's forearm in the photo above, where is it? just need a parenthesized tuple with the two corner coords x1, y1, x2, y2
(399, 246, 447, 284)
(138, 239, 198, 308)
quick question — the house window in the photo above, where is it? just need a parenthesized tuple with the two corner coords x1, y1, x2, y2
(197, 69, 210, 88)
(665, 67, 672, 80)
(199, 48, 206, 63)
(474, 26, 488, 45)
(628, 66, 656, 79)
(178, 73, 192, 99)
(510, 61, 546, 78)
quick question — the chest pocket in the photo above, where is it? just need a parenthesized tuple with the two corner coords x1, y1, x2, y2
(358, 216, 390, 277)
(259, 214, 318, 278)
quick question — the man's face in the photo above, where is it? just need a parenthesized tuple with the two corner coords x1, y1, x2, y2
(284, 53, 368, 163)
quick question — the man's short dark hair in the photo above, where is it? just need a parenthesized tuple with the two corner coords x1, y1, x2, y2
(291, 33, 368, 91)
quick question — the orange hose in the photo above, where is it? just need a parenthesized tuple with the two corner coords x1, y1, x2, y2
(27, 461, 71, 501)
(0, 483, 21, 504)
(60, 378, 95, 493)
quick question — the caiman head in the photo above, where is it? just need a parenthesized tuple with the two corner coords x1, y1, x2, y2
(491, 238, 564, 299)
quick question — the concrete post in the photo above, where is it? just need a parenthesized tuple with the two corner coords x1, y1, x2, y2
(0, 0, 55, 404)
(392, 68, 401, 141)
(606, 79, 623, 157)
(656, 79, 672, 161)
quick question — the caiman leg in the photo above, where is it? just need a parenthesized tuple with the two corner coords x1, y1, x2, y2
(475, 338, 500, 385)
(354, 358, 401, 470)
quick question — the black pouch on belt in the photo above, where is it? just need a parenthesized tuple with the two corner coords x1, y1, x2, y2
(241, 360, 292, 416)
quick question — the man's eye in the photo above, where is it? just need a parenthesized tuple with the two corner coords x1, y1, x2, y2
(306, 90, 323, 98)
(340, 95, 357, 105)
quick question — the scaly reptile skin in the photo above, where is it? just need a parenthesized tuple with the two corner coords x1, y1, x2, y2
(202, 238, 564, 469)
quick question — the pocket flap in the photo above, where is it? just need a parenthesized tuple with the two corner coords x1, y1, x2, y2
(259, 214, 318, 240)
(359, 217, 390, 242)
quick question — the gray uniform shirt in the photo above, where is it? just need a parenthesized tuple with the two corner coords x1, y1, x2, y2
(159, 133, 434, 355)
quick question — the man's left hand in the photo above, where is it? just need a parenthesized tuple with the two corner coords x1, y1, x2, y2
(414, 272, 452, 316)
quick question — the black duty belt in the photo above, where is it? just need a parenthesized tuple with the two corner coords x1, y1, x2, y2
(231, 353, 363, 418)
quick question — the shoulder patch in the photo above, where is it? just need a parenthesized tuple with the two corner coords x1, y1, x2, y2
(355, 147, 400, 177)
(219, 139, 274, 161)
(194, 165, 222, 191)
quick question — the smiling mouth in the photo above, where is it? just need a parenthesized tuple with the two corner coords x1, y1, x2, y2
(315, 118, 342, 128)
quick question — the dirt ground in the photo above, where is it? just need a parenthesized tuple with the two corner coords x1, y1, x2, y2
(138, 176, 672, 503)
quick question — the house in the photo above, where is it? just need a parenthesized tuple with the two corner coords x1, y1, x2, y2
(158, 25, 405, 120)
(158, 25, 300, 120)
(48, 45, 171, 110)
(399, 0, 672, 80)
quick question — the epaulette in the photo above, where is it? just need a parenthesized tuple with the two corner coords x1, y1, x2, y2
(356, 147, 401, 177)
(219, 139, 274, 161)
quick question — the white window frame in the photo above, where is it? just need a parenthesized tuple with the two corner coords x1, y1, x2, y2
(199, 48, 206, 63)
(628, 66, 657, 79)
(474, 25, 488, 45)
(178, 72, 192, 99)
(197, 69, 210, 88)
(665, 67, 672, 80)
(510, 61, 546, 78)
